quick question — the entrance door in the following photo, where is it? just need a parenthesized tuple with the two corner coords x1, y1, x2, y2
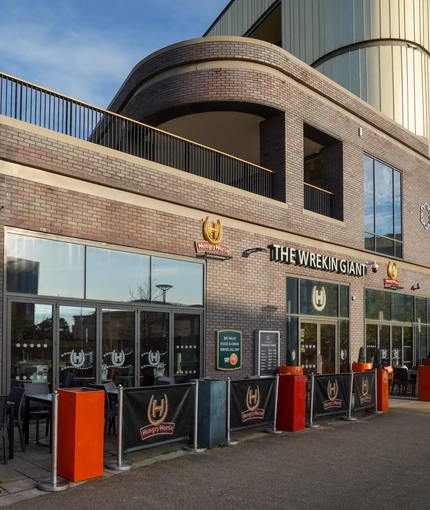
(300, 321, 336, 375)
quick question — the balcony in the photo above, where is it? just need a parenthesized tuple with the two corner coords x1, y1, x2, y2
(304, 183, 334, 218)
(0, 72, 273, 199)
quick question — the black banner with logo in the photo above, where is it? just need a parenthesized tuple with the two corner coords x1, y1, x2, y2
(230, 377, 276, 431)
(122, 384, 191, 453)
(312, 374, 351, 419)
(353, 371, 376, 411)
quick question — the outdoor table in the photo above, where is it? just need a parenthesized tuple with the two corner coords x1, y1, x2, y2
(24, 393, 52, 447)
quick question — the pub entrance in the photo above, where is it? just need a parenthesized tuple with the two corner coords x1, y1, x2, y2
(300, 320, 336, 376)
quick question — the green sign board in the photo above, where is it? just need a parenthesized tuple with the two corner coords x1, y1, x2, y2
(217, 330, 242, 370)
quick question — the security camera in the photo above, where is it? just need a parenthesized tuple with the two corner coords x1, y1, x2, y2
(371, 261, 378, 273)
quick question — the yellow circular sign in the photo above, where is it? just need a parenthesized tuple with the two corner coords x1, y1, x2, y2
(229, 353, 238, 366)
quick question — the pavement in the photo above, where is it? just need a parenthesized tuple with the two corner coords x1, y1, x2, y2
(0, 395, 424, 508)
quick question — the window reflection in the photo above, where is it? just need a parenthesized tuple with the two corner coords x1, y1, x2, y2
(11, 303, 53, 387)
(102, 309, 135, 387)
(87, 247, 150, 302)
(7, 234, 84, 298)
(140, 311, 169, 386)
(59, 306, 96, 388)
(174, 314, 200, 379)
(152, 257, 204, 306)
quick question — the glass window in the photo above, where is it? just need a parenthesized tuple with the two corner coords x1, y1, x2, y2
(174, 313, 200, 378)
(363, 155, 402, 257)
(59, 306, 96, 388)
(7, 234, 84, 298)
(339, 285, 349, 318)
(415, 297, 427, 324)
(339, 320, 349, 369)
(151, 258, 204, 306)
(10, 302, 53, 387)
(286, 277, 298, 315)
(286, 316, 299, 362)
(365, 289, 391, 321)
(392, 293, 413, 322)
(86, 247, 150, 302)
(140, 311, 170, 386)
(299, 280, 338, 317)
(102, 309, 135, 386)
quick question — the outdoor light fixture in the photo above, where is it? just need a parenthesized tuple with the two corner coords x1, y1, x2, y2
(242, 247, 268, 258)
(412, 283, 420, 291)
(156, 284, 173, 302)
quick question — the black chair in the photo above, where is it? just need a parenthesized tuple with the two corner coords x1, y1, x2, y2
(7, 387, 26, 453)
(0, 395, 9, 464)
(90, 383, 117, 435)
(23, 382, 50, 445)
(391, 367, 413, 395)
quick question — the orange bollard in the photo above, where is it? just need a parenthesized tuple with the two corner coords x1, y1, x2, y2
(376, 369, 389, 412)
(57, 388, 105, 482)
(276, 375, 306, 432)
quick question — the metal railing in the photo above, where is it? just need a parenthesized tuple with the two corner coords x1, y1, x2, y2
(304, 182, 334, 217)
(0, 72, 273, 198)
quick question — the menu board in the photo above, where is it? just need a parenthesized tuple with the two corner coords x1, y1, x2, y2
(255, 331, 280, 376)
(216, 330, 242, 370)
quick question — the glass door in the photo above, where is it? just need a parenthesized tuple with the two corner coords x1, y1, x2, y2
(140, 311, 169, 386)
(59, 305, 97, 388)
(10, 302, 53, 389)
(300, 321, 336, 375)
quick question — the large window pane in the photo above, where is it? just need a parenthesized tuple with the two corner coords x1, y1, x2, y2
(365, 289, 391, 320)
(174, 313, 200, 379)
(11, 302, 53, 388)
(286, 277, 298, 315)
(87, 247, 150, 302)
(102, 309, 135, 387)
(392, 293, 413, 322)
(59, 306, 96, 388)
(7, 234, 84, 298)
(364, 156, 402, 257)
(152, 258, 204, 306)
(300, 279, 338, 317)
(374, 161, 393, 237)
(140, 311, 169, 386)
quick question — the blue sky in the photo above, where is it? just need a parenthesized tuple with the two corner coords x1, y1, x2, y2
(0, 0, 228, 109)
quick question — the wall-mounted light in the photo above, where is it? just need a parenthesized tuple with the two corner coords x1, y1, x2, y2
(351, 295, 356, 301)
(242, 247, 267, 258)
(412, 283, 420, 291)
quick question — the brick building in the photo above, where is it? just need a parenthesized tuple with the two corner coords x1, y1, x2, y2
(1, 0, 430, 391)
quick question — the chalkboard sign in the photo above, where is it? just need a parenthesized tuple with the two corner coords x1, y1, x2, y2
(255, 331, 280, 376)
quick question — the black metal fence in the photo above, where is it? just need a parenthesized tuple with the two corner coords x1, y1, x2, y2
(0, 72, 273, 198)
(304, 182, 334, 217)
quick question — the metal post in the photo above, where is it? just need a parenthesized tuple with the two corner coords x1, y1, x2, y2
(38, 391, 70, 492)
(341, 372, 357, 421)
(306, 373, 319, 428)
(265, 375, 282, 434)
(183, 380, 206, 453)
(106, 385, 132, 471)
(373, 369, 382, 414)
(225, 377, 238, 446)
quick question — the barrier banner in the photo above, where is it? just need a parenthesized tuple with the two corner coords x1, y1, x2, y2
(230, 377, 276, 431)
(122, 384, 191, 453)
(353, 371, 376, 410)
(312, 373, 351, 418)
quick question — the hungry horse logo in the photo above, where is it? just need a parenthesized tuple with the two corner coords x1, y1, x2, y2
(246, 386, 260, 411)
(203, 216, 223, 245)
(327, 380, 338, 401)
(241, 385, 264, 422)
(148, 394, 169, 426)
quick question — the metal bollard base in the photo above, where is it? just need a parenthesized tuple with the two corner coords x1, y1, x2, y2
(105, 460, 133, 471)
(340, 416, 357, 421)
(38, 478, 70, 492)
(182, 445, 207, 453)
(264, 428, 282, 434)
(224, 439, 239, 446)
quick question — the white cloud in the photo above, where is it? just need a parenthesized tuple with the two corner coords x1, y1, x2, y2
(0, 0, 228, 107)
